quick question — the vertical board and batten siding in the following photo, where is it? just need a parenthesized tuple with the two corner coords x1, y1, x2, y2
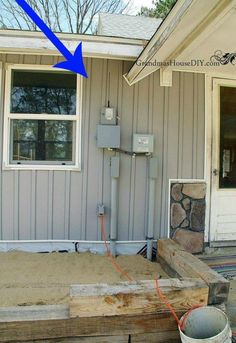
(0, 54, 205, 241)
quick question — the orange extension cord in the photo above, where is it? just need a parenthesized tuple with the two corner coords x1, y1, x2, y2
(100, 215, 134, 282)
(99, 215, 202, 332)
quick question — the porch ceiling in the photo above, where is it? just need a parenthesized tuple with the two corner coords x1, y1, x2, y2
(125, 0, 236, 85)
(169, 7, 236, 75)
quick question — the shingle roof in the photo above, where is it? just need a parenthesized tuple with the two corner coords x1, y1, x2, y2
(97, 13, 162, 40)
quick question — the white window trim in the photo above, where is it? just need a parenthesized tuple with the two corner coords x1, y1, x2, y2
(3, 63, 83, 171)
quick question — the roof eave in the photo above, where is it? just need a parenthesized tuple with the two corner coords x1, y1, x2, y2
(0, 30, 147, 61)
(125, 0, 234, 86)
(125, 0, 195, 85)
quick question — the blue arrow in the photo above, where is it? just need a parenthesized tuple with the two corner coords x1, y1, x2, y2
(15, 0, 88, 77)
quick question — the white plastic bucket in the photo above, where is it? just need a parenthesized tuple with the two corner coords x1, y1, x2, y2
(178, 306, 232, 343)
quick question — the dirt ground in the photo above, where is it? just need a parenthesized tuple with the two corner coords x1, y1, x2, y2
(0, 251, 168, 307)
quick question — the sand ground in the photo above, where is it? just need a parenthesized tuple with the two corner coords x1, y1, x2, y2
(0, 251, 168, 307)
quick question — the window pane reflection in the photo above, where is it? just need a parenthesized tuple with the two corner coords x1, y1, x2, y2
(11, 71, 77, 115)
(12, 120, 74, 162)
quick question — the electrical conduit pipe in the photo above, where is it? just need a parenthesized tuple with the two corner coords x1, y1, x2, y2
(147, 157, 158, 261)
(110, 156, 120, 256)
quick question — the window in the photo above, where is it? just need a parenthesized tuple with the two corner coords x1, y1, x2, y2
(4, 66, 82, 170)
(219, 86, 236, 188)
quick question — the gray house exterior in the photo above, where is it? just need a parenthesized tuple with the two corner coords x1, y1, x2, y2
(0, 53, 205, 243)
(0, 0, 236, 253)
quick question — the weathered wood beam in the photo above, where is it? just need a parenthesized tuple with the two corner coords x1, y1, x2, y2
(70, 278, 208, 318)
(0, 276, 208, 342)
(27, 333, 181, 343)
(23, 336, 129, 343)
(0, 312, 182, 342)
(157, 256, 180, 279)
(0, 305, 69, 322)
(131, 331, 181, 343)
(158, 239, 230, 305)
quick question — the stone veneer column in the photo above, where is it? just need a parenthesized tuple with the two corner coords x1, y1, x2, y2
(170, 183, 206, 253)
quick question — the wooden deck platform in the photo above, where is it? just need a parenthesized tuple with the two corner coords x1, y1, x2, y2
(0, 239, 231, 343)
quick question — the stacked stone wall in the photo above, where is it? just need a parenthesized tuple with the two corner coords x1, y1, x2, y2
(170, 182, 206, 253)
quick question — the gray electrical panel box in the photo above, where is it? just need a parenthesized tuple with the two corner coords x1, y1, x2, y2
(101, 107, 117, 125)
(133, 134, 154, 153)
(97, 125, 120, 148)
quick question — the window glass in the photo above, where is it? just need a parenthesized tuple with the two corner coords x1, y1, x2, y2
(11, 71, 77, 115)
(11, 120, 74, 162)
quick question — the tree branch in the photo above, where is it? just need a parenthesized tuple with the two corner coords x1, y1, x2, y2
(0, 0, 131, 33)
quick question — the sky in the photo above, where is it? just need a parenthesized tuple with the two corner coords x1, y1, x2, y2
(130, 0, 154, 14)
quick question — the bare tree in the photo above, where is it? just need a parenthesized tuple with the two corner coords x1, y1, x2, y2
(0, 0, 130, 34)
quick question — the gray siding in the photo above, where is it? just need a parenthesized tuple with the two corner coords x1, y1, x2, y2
(0, 54, 205, 241)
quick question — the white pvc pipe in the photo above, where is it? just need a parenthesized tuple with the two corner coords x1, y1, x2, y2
(0, 240, 153, 254)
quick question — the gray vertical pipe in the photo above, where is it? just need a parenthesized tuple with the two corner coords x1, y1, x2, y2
(110, 156, 120, 256)
(147, 157, 158, 261)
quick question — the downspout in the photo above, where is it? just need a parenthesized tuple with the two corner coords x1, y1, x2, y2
(110, 156, 120, 256)
(147, 157, 158, 261)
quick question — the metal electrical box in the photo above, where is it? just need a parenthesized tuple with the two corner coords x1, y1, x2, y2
(133, 134, 154, 153)
(97, 125, 120, 148)
(101, 107, 116, 125)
